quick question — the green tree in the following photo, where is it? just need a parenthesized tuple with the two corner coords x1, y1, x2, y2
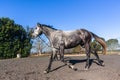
(106, 39, 119, 51)
(91, 40, 102, 51)
(0, 17, 31, 59)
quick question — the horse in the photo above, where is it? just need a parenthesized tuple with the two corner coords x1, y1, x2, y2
(31, 23, 107, 73)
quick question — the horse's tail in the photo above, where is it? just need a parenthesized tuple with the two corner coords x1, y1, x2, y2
(90, 32, 107, 55)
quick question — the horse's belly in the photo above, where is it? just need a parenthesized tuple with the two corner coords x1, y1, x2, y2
(65, 39, 81, 49)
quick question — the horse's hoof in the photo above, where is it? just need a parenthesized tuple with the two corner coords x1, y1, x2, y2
(69, 65, 77, 71)
(84, 68, 88, 71)
(69, 65, 74, 69)
(73, 68, 78, 71)
(102, 62, 105, 67)
(44, 70, 48, 74)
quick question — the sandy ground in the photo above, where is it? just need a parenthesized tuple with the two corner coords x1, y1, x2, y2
(0, 54, 120, 80)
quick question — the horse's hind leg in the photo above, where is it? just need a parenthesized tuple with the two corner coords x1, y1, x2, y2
(85, 43, 91, 70)
(91, 50, 105, 66)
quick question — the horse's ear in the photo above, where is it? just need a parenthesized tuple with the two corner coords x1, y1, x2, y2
(37, 22, 41, 27)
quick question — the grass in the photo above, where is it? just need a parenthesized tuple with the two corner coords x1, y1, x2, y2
(30, 51, 120, 58)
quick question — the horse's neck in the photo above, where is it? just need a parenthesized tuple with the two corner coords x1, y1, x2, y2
(42, 26, 56, 40)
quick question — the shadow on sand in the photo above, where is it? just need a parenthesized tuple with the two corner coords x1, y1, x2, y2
(50, 57, 103, 72)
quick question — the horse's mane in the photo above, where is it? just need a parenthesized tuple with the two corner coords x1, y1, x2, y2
(41, 24, 57, 30)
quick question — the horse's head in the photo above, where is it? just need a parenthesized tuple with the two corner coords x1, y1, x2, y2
(31, 23, 43, 38)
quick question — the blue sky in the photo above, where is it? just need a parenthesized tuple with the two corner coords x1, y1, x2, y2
(0, 0, 120, 41)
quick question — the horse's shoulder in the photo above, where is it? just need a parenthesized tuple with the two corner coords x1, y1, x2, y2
(51, 30, 63, 37)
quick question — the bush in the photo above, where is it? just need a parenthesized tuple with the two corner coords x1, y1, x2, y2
(0, 17, 32, 59)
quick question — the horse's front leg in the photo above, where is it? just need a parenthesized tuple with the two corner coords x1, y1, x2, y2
(59, 44, 77, 71)
(53, 50, 61, 61)
(58, 40, 66, 62)
(44, 48, 57, 74)
(59, 44, 64, 62)
(44, 53, 53, 74)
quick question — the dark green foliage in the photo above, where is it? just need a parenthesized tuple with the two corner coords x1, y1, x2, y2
(90, 40, 102, 51)
(0, 17, 32, 59)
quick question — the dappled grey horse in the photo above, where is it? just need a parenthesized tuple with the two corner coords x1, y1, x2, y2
(31, 23, 107, 73)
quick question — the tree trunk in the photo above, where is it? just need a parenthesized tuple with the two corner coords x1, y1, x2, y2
(38, 50, 42, 55)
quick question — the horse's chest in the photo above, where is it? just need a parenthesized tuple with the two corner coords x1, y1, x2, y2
(51, 33, 63, 48)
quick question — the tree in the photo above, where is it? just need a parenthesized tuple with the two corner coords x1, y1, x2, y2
(31, 34, 51, 55)
(72, 45, 83, 54)
(106, 39, 119, 51)
(32, 38, 46, 55)
(0, 17, 32, 59)
(90, 40, 102, 51)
